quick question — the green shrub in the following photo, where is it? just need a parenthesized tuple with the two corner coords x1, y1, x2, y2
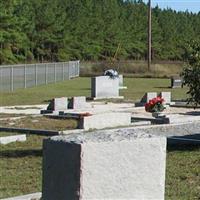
(181, 40, 200, 107)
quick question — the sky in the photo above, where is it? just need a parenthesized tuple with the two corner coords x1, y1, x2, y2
(143, 0, 200, 13)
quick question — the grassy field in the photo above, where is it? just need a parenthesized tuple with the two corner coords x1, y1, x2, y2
(0, 77, 198, 199)
(0, 77, 188, 106)
(0, 136, 199, 199)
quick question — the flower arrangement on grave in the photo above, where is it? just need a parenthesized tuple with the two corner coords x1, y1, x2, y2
(104, 69, 119, 79)
(145, 96, 165, 113)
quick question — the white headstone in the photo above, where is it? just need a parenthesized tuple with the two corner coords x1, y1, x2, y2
(141, 92, 157, 103)
(42, 129, 166, 200)
(68, 96, 90, 109)
(46, 97, 68, 111)
(91, 76, 122, 99)
(159, 92, 171, 104)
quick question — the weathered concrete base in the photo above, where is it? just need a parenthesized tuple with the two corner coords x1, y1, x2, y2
(78, 112, 131, 130)
(1, 192, 41, 200)
(0, 134, 26, 145)
(42, 128, 166, 200)
(92, 96, 124, 100)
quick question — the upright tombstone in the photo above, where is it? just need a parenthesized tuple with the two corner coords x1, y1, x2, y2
(42, 128, 166, 200)
(91, 76, 122, 99)
(68, 96, 91, 109)
(141, 92, 157, 103)
(159, 92, 171, 105)
(47, 97, 68, 111)
(171, 76, 183, 88)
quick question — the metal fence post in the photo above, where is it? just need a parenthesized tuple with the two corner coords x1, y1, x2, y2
(68, 62, 71, 79)
(0, 68, 2, 91)
(62, 63, 65, 81)
(10, 67, 14, 91)
(45, 64, 48, 84)
(78, 60, 80, 76)
(24, 64, 26, 88)
(54, 63, 56, 82)
(35, 64, 37, 86)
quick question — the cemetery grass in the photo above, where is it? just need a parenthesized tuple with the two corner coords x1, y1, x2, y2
(166, 145, 200, 199)
(0, 137, 200, 199)
(0, 132, 23, 137)
(0, 135, 44, 199)
(0, 77, 188, 106)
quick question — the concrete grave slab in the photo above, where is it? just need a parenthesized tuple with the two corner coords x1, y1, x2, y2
(42, 128, 166, 200)
(91, 76, 123, 99)
(78, 112, 131, 130)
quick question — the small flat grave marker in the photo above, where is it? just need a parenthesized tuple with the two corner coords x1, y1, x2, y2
(171, 76, 183, 88)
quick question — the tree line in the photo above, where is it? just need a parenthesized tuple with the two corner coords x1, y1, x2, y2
(0, 0, 200, 64)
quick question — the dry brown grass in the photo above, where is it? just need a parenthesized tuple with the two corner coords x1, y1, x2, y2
(0, 116, 78, 131)
(81, 60, 184, 78)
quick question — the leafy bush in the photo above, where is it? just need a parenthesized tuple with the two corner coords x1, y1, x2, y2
(181, 40, 200, 107)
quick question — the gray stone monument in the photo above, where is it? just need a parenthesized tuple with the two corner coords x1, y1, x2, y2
(42, 128, 166, 200)
(171, 76, 183, 88)
(91, 76, 122, 99)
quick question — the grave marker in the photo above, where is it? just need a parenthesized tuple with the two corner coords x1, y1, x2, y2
(41, 97, 68, 114)
(171, 76, 183, 88)
(68, 96, 91, 109)
(159, 92, 171, 104)
(141, 92, 157, 103)
(91, 76, 123, 99)
(42, 128, 166, 200)
(78, 112, 131, 130)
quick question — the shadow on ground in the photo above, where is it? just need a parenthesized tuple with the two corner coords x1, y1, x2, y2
(167, 133, 200, 152)
(0, 149, 42, 158)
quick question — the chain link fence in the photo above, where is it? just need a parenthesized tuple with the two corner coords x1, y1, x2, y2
(0, 61, 80, 92)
